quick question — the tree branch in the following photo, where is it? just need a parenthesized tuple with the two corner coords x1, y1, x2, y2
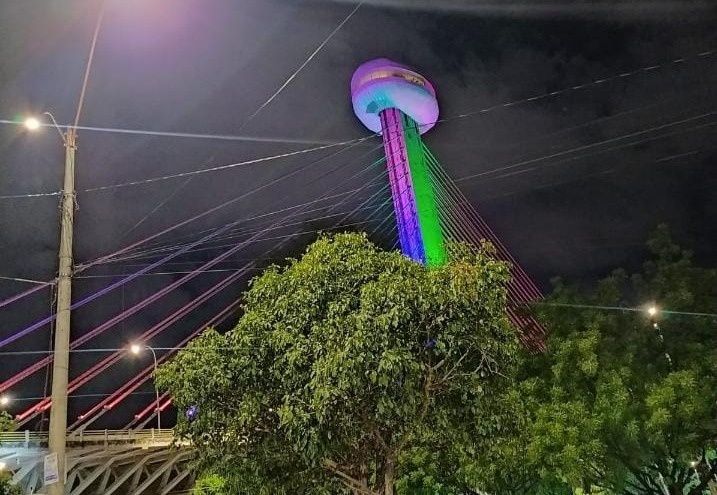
(323, 459, 380, 495)
(437, 350, 471, 383)
(371, 425, 391, 454)
(687, 460, 717, 495)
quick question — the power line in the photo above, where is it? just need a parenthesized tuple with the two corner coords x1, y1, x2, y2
(238, 2, 362, 131)
(0, 276, 54, 286)
(0, 119, 354, 146)
(427, 48, 715, 129)
(82, 135, 377, 192)
(530, 301, 717, 318)
(72, 0, 106, 129)
(0, 190, 61, 200)
(455, 111, 716, 183)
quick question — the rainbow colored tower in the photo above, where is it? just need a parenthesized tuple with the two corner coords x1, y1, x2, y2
(351, 58, 446, 266)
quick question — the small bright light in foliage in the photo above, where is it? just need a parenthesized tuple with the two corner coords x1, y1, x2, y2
(23, 117, 40, 130)
(0, 461, 6, 471)
(185, 405, 198, 422)
(647, 305, 658, 317)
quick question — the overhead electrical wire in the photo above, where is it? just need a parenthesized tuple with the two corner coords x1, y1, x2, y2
(82, 136, 377, 192)
(0, 276, 53, 286)
(238, 1, 363, 131)
(455, 111, 716, 183)
(72, 0, 106, 129)
(424, 48, 715, 129)
(0, 118, 356, 147)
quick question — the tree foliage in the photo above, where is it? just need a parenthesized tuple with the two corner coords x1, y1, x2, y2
(0, 412, 21, 495)
(509, 226, 717, 495)
(158, 233, 523, 494)
(0, 412, 14, 435)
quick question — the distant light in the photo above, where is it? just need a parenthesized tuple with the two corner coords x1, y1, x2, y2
(0, 461, 6, 471)
(647, 306, 658, 317)
(130, 344, 142, 355)
(24, 117, 40, 130)
(0, 396, 9, 406)
(691, 460, 699, 468)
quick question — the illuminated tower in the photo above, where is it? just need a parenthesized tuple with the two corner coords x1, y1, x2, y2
(351, 58, 446, 266)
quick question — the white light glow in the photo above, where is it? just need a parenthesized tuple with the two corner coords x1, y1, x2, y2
(24, 117, 40, 130)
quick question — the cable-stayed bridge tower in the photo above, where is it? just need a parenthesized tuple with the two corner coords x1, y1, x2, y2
(352, 58, 445, 266)
(351, 58, 545, 349)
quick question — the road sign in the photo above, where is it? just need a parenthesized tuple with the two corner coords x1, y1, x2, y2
(43, 452, 59, 485)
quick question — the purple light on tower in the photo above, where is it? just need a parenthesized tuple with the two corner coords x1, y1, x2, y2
(351, 58, 445, 265)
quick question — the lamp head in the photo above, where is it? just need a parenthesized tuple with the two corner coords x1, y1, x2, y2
(130, 344, 142, 355)
(0, 396, 9, 406)
(647, 306, 658, 317)
(24, 117, 40, 131)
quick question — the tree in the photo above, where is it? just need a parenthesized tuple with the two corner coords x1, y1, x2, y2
(192, 472, 228, 495)
(514, 226, 717, 495)
(0, 412, 21, 495)
(158, 233, 523, 494)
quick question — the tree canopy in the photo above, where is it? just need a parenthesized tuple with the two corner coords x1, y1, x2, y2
(508, 226, 717, 495)
(158, 233, 523, 495)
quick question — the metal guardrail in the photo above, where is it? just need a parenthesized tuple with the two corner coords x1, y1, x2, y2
(0, 429, 176, 448)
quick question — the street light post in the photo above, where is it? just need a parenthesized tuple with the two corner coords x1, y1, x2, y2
(28, 113, 78, 495)
(130, 344, 161, 430)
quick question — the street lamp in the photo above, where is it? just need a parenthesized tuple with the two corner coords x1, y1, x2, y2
(25, 111, 77, 495)
(0, 396, 9, 407)
(130, 344, 161, 430)
(24, 117, 40, 130)
(647, 305, 658, 318)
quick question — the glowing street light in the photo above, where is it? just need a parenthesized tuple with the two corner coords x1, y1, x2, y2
(0, 396, 9, 407)
(129, 343, 161, 430)
(24, 117, 40, 130)
(647, 305, 658, 318)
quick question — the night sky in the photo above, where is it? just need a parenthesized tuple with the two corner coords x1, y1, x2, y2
(0, 0, 715, 428)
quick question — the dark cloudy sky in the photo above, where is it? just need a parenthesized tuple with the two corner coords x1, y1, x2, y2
(0, 0, 715, 427)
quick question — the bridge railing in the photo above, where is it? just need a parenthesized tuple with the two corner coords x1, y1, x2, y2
(0, 429, 177, 448)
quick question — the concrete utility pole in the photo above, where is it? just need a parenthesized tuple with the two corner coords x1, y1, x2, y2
(47, 127, 77, 495)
